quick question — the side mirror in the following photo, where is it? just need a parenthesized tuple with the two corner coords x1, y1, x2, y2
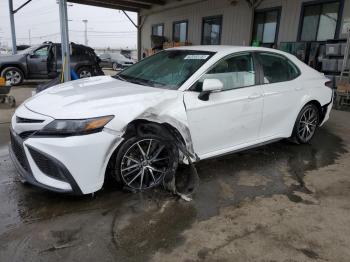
(198, 79, 223, 101)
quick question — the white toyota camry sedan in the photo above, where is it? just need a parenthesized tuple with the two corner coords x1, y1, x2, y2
(10, 46, 333, 194)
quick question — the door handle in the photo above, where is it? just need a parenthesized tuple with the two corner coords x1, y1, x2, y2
(248, 93, 262, 100)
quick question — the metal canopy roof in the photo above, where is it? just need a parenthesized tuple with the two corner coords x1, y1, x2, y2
(67, 0, 265, 12)
(67, 0, 166, 12)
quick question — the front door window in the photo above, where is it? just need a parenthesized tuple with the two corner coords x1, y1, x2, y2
(198, 53, 256, 90)
(33, 46, 49, 58)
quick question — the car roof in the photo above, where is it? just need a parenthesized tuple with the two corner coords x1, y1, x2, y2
(169, 45, 293, 57)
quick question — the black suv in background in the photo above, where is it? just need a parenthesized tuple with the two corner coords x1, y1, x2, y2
(0, 42, 104, 85)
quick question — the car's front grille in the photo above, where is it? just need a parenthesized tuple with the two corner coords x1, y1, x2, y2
(19, 131, 37, 140)
(10, 131, 30, 172)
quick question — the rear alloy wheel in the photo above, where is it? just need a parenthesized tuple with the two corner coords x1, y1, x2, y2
(77, 67, 92, 79)
(1, 67, 23, 86)
(115, 136, 178, 190)
(292, 104, 319, 144)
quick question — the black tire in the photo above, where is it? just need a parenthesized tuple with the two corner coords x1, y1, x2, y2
(8, 96, 16, 108)
(113, 134, 179, 190)
(76, 67, 92, 79)
(291, 103, 320, 144)
(1, 67, 24, 86)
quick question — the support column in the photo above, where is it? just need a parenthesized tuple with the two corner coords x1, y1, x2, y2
(137, 13, 142, 61)
(83, 19, 88, 46)
(58, 0, 71, 82)
(8, 0, 17, 54)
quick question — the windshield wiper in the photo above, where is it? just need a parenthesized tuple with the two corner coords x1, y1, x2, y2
(145, 80, 166, 87)
(114, 74, 126, 82)
(119, 75, 152, 87)
(115, 74, 167, 88)
(126, 78, 146, 86)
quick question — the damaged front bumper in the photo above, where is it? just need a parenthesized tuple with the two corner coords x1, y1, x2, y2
(9, 127, 122, 195)
(9, 128, 78, 194)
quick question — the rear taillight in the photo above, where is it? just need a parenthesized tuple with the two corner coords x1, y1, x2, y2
(325, 80, 333, 89)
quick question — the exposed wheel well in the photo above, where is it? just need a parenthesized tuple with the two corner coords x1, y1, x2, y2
(76, 65, 92, 72)
(123, 120, 186, 144)
(304, 100, 327, 124)
(0, 65, 25, 77)
(104, 120, 186, 183)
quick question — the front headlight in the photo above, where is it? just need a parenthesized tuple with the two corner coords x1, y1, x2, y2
(36, 115, 114, 136)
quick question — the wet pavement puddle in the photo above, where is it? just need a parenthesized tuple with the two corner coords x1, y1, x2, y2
(0, 122, 347, 261)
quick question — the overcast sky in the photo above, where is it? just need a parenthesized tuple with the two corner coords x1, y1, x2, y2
(0, 0, 137, 49)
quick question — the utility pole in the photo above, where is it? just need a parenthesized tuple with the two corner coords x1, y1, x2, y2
(82, 19, 88, 46)
(122, 10, 141, 60)
(28, 29, 31, 45)
(58, 0, 71, 82)
(7, 0, 34, 54)
(8, 0, 17, 54)
(0, 28, 3, 50)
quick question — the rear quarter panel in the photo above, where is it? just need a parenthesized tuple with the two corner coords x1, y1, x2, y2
(298, 61, 333, 107)
(282, 57, 333, 137)
(273, 51, 332, 107)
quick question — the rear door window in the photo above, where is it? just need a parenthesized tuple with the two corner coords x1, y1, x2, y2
(257, 52, 300, 84)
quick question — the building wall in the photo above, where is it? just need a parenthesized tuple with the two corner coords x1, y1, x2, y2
(340, 0, 350, 38)
(140, 0, 350, 52)
(140, 0, 253, 52)
(258, 0, 350, 41)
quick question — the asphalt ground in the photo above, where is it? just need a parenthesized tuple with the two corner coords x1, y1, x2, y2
(0, 75, 350, 261)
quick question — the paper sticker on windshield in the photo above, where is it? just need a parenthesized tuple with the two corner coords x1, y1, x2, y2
(184, 55, 210, 60)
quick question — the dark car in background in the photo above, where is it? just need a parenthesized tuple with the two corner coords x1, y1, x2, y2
(99, 52, 135, 71)
(0, 42, 104, 85)
(16, 45, 31, 51)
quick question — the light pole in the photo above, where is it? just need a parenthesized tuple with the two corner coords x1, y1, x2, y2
(7, 0, 34, 54)
(82, 19, 88, 45)
(58, 0, 71, 82)
(0, 28, 3, 49)
(8, 0, 17, 54)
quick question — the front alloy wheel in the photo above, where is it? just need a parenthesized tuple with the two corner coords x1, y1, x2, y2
(2, 67, 23, 85)
(118, 137, 175, 190)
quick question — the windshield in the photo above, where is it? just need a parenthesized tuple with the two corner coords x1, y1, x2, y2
(116, 50, 214, 89)
(18, 45, 42, 55)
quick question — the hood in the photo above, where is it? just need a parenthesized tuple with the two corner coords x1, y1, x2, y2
(0, 54, 25, 63)
(24, 76, 179, 119)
